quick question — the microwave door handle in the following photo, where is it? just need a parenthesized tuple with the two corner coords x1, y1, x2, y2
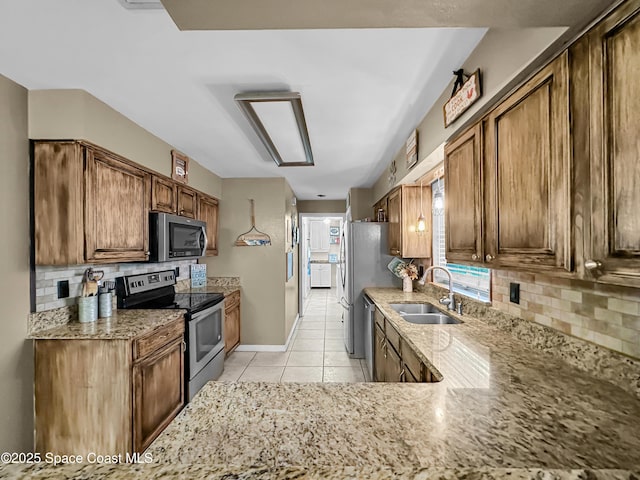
(201, 226, 208, 253)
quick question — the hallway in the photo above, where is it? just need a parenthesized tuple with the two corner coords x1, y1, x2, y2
(218, 288, 369, 382)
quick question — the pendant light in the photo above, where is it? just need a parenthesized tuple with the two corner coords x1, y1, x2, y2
(416, 180, 426, 234)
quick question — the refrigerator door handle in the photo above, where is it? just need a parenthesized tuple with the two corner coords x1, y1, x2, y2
(339, 297, 350, 310)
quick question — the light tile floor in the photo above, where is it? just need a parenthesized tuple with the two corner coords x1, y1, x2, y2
(218, 288, 369, 383)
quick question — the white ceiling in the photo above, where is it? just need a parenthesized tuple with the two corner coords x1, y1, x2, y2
(0, 1, 490, 199)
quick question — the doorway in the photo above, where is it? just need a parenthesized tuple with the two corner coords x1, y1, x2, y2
(298, 213, 345, 317)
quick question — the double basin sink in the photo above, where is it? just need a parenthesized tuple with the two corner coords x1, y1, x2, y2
(388, 303, 461, 325)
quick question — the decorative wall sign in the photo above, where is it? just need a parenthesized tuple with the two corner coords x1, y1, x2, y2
(329, 226, 340, 236)
(171, 150, 190, 184)
(406, 129, 418, 169)
(443, 69, 482, 128)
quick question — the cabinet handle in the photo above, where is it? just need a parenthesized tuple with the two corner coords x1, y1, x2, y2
(182, 340, 187, 352)
(472, 254, 478, 261)
(145, 251, 150, 256)
(485, 254, 494, 262)
(585, 259, 603, 271)
(179, 210, 185, 215)
(390, 249, 400, 255)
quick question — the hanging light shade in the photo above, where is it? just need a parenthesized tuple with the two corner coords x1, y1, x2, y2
(416, 181, 426, 234)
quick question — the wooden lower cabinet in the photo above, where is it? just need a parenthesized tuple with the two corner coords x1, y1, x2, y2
(133, 337, 184, 453)
(373, 308, 437, 383)
(35, 318, 184, 455)
(224, 290, 241, 355)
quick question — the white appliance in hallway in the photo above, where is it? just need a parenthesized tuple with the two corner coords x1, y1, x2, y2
(339, 222, 399, 358)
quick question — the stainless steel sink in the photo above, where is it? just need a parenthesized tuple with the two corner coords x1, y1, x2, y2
(388, 303, 461, 325)
(401, 313, 461, 325)
(388, 303, 441, 315)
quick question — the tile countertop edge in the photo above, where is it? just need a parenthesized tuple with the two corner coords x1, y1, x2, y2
(27, 309, 186, 340)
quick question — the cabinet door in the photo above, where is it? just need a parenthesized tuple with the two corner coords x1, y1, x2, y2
(34, 142, 84, 265)
(586, 4, 640, 286)
(151, 176, 177, 214)
(133, 338, 184, 453)
(387, 188, 401, 256)
(445, 124, 484, 265)
(310, 264, 322, 287)
(384, 343, 403, 383)
(374, 324, 386, 382)
(483, 53, 571, 272)
(198, 194, 219, 256)
(401, 185, 432, 258)
(403, 364, 419, 383)
(85, 148, 151, 263)
(177, 186, 198, 218)
(224, 293, 241, 354)
(310, 221, 329, 252)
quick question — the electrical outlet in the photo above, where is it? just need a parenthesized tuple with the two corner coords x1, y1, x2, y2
(57, 280, 69, 299)
(509, 282, 520, 304)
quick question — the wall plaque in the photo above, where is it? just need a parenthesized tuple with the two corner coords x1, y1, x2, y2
(171, 150, 189, 184)
(443, 69, 482, 128)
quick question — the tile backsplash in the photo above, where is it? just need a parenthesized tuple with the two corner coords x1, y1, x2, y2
(34, 260, 197, 312)
(491, 270, 640, 359)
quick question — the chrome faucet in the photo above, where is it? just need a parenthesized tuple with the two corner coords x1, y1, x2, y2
(418, 266, 456, 311)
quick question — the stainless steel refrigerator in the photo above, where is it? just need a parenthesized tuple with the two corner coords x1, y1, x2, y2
(339, 222, 400, 358)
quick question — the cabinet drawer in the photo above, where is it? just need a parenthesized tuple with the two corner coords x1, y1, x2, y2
(401, 338, 422, 381)
(134, 319, 184, 360)
(385, 321, 401, 354)
(225, 291, 240, 311)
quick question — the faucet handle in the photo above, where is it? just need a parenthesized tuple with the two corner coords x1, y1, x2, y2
(439, 297, 451, 305)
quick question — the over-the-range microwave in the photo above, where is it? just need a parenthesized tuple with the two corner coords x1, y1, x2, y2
(149, 212, 207, 262)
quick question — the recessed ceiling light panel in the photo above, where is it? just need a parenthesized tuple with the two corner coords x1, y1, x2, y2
(235, 91, 314, 167)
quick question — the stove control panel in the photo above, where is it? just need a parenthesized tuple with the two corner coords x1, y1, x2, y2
(120, 270, 176, 296)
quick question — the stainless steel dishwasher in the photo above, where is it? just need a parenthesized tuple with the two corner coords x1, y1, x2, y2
(363, 295, 375, 381)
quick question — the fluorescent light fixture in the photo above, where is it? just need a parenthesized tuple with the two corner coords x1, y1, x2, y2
(235, 92, 314, 167)
(118, 0, 164, 9)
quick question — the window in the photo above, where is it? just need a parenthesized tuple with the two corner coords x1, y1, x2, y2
(431, 178, 491, 302)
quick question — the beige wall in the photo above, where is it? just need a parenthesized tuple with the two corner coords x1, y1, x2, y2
(348, 188, 373, 221)
(297, 199, 345, 214)
(205, 178, 296, 345)
(284, 183, 299, 337)
(28, 89, 221, 198)
(0, 74, 33, 451)
(372, 27, 567, 201)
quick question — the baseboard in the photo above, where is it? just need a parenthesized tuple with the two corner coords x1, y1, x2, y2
(235, 314, 300, 353)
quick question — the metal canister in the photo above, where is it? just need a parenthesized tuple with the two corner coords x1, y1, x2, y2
(99, 290, 113, 318)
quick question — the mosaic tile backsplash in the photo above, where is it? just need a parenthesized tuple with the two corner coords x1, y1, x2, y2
(34, 259, 197, 312)
(491, 270, 640, 359)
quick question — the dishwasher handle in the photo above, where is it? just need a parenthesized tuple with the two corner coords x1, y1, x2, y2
(364, 295, 375, 312)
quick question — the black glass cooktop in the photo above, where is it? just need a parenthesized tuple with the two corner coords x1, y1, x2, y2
(127, 292, 224, 313)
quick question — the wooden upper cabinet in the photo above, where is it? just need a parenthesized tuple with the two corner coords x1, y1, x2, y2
(387, 186, 432, 259)
(177, 186, 197, 218)
(445, 123, 483, 265)
(197, 194, 219, 256)
(151, 176, 177, 214)
(34, 142, 84, 265)
(483, 52, 571, 272)
(85, 148, 151, 263)
(387, 188, 401, 256)
(581, 2, 640, 287)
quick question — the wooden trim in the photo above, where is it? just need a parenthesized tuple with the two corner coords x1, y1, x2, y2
(415, 162, 444, 186)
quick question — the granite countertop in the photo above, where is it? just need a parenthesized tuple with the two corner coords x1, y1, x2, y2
(9, 287, 640, 478)
(143, 288, 640, 470)
(28, 309, 185, 340)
